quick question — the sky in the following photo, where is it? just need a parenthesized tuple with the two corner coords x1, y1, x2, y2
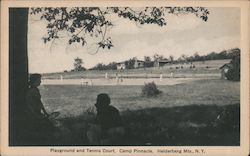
(28, 7, 240, 73)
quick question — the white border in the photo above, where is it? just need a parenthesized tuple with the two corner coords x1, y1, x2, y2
(1, 1, 249, 156)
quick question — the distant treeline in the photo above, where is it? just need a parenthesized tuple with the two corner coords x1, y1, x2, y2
(180, 48, 240, 63)
(89, 62, 117, 70)
(88, 48, 240, 70)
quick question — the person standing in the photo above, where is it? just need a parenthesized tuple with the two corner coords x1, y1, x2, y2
(105, 72, 108, 79)
(115, 72, 119, 84)
(160, 73, 163, 81)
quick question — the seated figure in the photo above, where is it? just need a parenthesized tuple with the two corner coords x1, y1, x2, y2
(25, 73, 55, 144)
(87, 93, 125, 145)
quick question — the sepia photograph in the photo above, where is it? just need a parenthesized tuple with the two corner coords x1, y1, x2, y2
(1, 0, 249, 156)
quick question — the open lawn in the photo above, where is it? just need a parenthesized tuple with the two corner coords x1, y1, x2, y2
(40, 79, 239, 117)
(38, 79, 240, 145)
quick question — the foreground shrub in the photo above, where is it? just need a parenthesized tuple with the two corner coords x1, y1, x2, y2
(141, 81, 162, 97)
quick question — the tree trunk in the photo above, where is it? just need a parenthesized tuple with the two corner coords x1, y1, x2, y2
(9, 8, 29, 145)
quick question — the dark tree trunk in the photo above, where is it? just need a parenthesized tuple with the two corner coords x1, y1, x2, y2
(9, 8, 29, 145)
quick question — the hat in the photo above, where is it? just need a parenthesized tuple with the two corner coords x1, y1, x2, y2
(95, 93, 110, 107)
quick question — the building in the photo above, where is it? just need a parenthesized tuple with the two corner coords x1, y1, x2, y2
(154, 59, 171, 67)
(134, 59, 145, 68)
(116, 59, 145, 70)
(116, 62, 126, 70)
(219, 63, 231, 79)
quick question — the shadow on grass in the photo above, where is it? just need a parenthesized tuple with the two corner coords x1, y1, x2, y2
(121, 104, 240, 146)
(24, 104, 240, 146)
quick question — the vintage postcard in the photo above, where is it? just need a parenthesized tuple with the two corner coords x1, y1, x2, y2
(1, 0, 249, 156)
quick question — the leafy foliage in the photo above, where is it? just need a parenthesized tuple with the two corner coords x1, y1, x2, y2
(125, 58, 136, 69)
(169, 55, 174, 63)
(30, 7, 209, 53)
(225, 51, 240, 81)
(153, 53, 165, 61)
(178, 48, 240, 63)
(144, 56, 154, 68)
(73, 57, 86, 71)
(142, 81, 162, 97)
(90, 62, 117, 70)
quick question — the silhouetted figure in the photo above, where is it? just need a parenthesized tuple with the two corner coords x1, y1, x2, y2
(87, 93, 125, 145)
(26, 73, 55, 144)
(26, 74, 48, 118)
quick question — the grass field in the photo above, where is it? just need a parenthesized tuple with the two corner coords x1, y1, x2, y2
(38, 79, 240, 145)
(40, 79, 239, 117)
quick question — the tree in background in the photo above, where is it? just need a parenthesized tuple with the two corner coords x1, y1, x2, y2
(206, 52, 217, 60)
(144, 56, 154, 67)
(177, 54, 188, 64)
(73, 57, 86, 71)
(178, 48, 241, 63)
(144, 56, 151, 62)
(91, 63, 105, 70)
(218, 50, 228, 59)
(125, 57, 136, 69)
(90, 62, 117, 70)
(169, 55, 174, 63)
(227, 48, 240, 59)
(194, 52, 200, 61)
(153, 53, 165, 61)
(105, 62, 117, 70)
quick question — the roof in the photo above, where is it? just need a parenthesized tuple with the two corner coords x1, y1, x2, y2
(116, 62, 126, 64)
(116, 59, 145, 64)
(219, 63, 231, 69)
(136, 60, 145, 62)
(157, 59, 170, 63)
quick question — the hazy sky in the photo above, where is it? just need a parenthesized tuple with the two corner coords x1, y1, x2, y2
(28, 7, 240, 73)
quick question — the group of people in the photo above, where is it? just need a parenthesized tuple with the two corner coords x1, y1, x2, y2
(26, 73, 125, 145)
